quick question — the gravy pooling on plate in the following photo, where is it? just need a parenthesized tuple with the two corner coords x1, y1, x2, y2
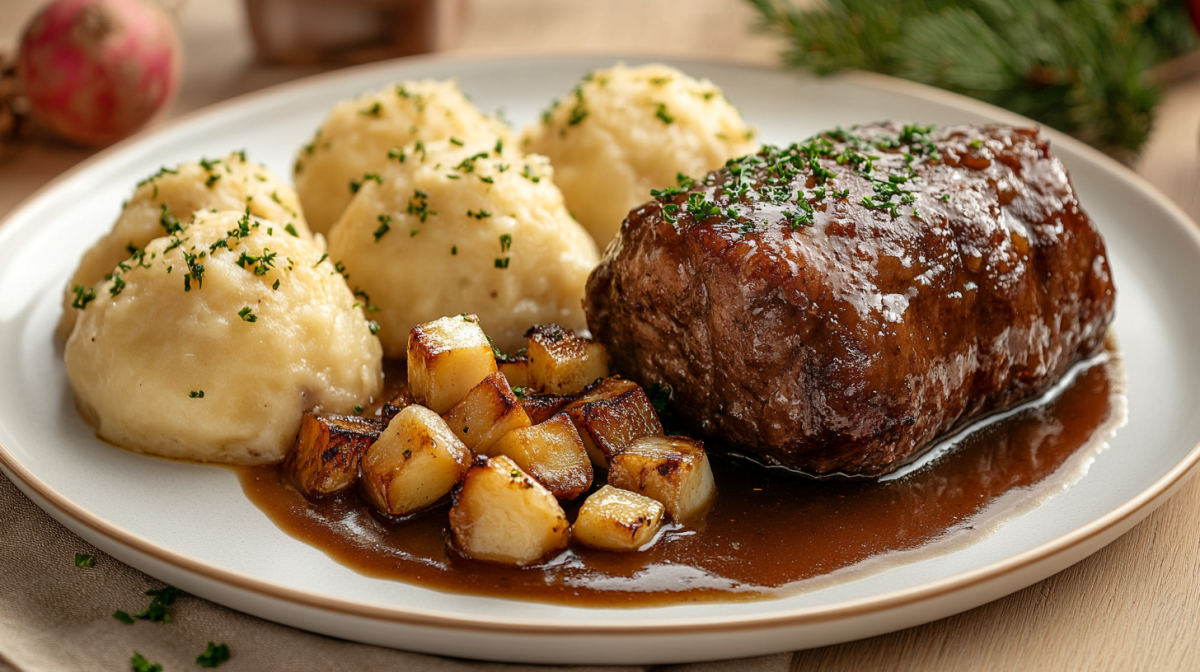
(237, 346, 1123, 607)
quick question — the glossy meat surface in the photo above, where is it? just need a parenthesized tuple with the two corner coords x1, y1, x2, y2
(584, 124, 1115, 475)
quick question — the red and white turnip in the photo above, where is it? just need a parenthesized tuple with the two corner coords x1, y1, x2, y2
(17, 0, 181, 146)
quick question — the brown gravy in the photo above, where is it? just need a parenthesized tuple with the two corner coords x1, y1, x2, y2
(237, 352, 1122, 607)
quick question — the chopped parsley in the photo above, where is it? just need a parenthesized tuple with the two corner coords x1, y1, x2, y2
(204, 174, 221, 188)
(238, 307, 257, 323)
(494, 257, 510, 269)
(353, 405, 363, 415)
(349, 172, 382, 194)
(654, 102, 675, 124)
(467, 209, 492, 220)
(374, 214, 392, 241)
(196, 642, 232, 668)
(182, 251, 206, 292)
(406, 189, 435, 222)
(451, 245, 458, 255)
(314, 253, 329, 267)
(159, 206, 182, 235)
(512, 386, 527, 400)
(359, 101, 382, 116)
(71, 285, 96, 310)
(449, 137, 464, 146)
(74, 552, 95, 568)
(647, 382, 672, 413)
(113, 610, 135, 624)
(368, 320, 380, 335)
(284, 223, 299, 237)
(130, 652, 162, 672)
(499, 233, 512, 252)
(520, 165, 540, 183)
(135, 586, 180, 623)
(190, 390, 204, 398)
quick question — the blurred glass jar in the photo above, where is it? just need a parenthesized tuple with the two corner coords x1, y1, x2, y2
(244, 0, 464, 65)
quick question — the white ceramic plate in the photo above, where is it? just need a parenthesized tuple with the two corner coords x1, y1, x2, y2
(2, 55, 1199, 665)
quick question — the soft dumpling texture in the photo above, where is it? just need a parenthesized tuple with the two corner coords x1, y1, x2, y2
(293, 79, 513, 235)
(521, 63, 758, 248)
(327, 138, 599, 357)
(65, 210, 382, 465)
(57, 152, 310, 342)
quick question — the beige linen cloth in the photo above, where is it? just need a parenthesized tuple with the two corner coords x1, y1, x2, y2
(0, 473, 791, 672)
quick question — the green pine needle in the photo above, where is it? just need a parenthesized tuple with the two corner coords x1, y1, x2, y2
(748, 0, 1196, 160)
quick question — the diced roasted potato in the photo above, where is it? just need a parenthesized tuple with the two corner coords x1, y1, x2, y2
(442, 372, 532, 454)
(572, 485, 665, 551)
(526, 324, 609, 395)
(519, 390, 573, 425)
(562, 377, 663, 468)
(608, 435, 716, 523)
(496, 354, 529, 389)
(360, 405, 472, 516)
(408, 314, 498, 414)
(284, 413, 383, 498)
(380, 390, 415, 425)
(488, 413, 592, 500)
(449, 455, 569, 566)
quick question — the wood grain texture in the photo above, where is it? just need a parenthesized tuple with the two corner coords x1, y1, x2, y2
(1, 0, 1199, 669)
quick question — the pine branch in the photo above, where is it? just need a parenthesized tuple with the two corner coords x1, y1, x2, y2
(748, 0, 1197, 160)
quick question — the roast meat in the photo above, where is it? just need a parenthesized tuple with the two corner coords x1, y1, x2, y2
(584, 124, 1115, 476)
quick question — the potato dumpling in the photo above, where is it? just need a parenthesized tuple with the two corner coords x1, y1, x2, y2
(57, 152, 310, 342)
(526, 323, 609, 395)
(521, 63, 758, 247)
(294, 79, 513, 234)
(64, 209, 382, 465)
(360, 405, 472, 516)
(488, 413, 592, 500)
(326, 138, 599, 356)
(443, 372, 532, 455)
(573, 485, 665, 551)
(608, 435, 716, 523)
(408, 314, 498, 414)
(449, 455, 569, 566)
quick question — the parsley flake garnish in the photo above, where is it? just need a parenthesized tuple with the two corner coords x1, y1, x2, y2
(499, 233, 512, 252)
(374, 214, 392, 242)
(113, 610, 135, 624)
(135, 586, 180, 623)
(359, 101, 382, 116)
(238, 307, 257, 323)
(190, 390, 204, 398)
(284, 223, 299, 237)
(131, 652, 162, 672)
(196, 642, 231, 668)
(468, 209, 491, 220)
(71, 285, 96, 310)
(368, 321, 380, 335)
(654, 102, 675, 124)
(494, 257, 510, 269)
(451, 245, 458, 255)
(74, 552, 94, 567)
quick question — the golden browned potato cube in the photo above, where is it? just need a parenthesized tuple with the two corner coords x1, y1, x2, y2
(360, 405, 472, 516)
(379, 389, 415, 425)
(496, 354, 529, 389)
(608, 435, 716, 523)
(449, 455, 569, 566)
(526, 324, 610, 395)
(572, 485, 665, 551)
(442, 372, 532, 455)
(488, 413, 592, 500)
(519, 390, 573, 425)
(563, 377, 663, 468)
(408, 314, 498, 414)
(284, 413, 383, 498)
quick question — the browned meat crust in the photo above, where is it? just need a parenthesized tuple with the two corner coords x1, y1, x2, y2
(584, 124, 1115, 476)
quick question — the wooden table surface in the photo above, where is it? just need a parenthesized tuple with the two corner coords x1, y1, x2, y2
(2, 1, 1198, 669)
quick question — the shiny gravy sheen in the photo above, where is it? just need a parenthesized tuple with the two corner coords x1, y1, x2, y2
(237, 350, 1123, 607)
